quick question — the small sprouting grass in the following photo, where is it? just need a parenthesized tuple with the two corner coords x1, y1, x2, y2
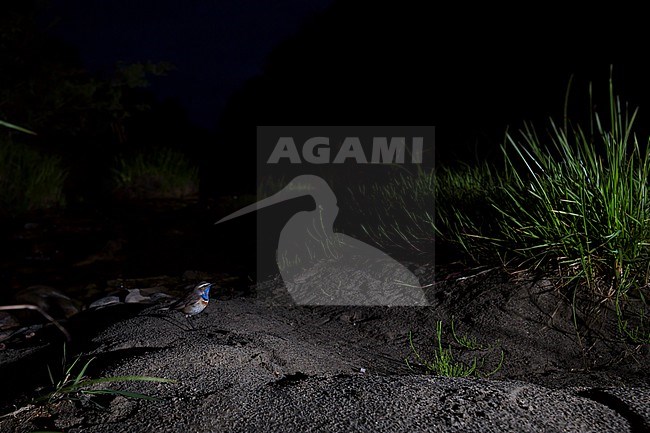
(450, 317, 482, 350)
(406, 320, 504, 378)
(37, 345, 175, 407)
(1, 345, 175, 418)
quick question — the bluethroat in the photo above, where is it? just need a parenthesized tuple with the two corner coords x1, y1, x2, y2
(161, 281, 212, 329)
(171, 281, 212, 316)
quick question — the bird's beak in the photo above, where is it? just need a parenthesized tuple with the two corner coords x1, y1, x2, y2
(215, 180, 313, 224)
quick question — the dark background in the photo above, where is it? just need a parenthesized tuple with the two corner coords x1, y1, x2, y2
(1, 0, 649, 305)
(4, 1, 647, 198)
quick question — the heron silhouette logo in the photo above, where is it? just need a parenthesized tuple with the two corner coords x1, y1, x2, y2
(217, 175, 429, 306)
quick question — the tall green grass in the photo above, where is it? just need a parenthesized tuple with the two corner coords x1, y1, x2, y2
(0, 138, 67, 215)
(112, 148, 199, 201)
(485, 81, 650, 342)
(348, 78, 649, 342)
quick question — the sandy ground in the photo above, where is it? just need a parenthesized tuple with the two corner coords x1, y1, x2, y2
(0, 268, 648, 432)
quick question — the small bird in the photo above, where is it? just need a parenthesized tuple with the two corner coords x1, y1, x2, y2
(161, 281, 212, 329)
(172, 281, 212, 315)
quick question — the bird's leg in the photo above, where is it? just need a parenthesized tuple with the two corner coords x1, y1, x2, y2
(185, 314, 196, 331)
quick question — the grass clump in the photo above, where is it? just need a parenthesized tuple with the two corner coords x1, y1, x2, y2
(0, 138, 66, 215)
(1, 345, 175, 419)
(406, 320, 504, 378)
(112, 148, 199, 201)
(469, 79, 650, 343)
(39, 348, 174, 407)
(348, 76, 649, 344)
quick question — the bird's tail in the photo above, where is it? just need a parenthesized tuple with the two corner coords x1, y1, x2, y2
(156, 298, 181, 311)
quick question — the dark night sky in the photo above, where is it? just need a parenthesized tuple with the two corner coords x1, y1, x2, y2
(39, 1, 650, 169)
(48, 0, 334, 130)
